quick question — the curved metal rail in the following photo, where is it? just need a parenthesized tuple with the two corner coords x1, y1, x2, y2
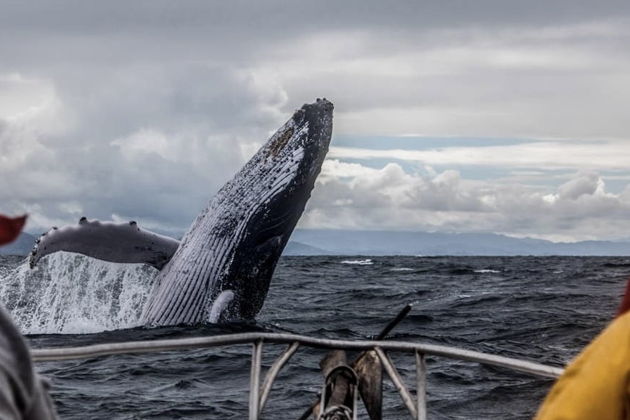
(32, 332, 564, 419)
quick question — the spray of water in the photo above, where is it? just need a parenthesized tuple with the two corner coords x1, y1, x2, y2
(0, 252, 157, 334)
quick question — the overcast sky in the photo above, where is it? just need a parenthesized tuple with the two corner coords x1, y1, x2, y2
(1, 1, 630, 242)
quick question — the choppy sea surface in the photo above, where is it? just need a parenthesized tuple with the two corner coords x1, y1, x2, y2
(1, 255, 629, 419)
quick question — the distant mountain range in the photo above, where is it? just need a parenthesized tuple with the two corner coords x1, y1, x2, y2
(3, 230, 630, 257)
(284, 229, 630, 256)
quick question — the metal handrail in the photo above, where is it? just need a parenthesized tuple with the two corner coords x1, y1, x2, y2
(31, 332, 564, 419)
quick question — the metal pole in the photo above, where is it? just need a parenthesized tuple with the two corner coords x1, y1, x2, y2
(375, 304, 413, 340)
(259, 342, 300, 414)
(249, 340, 263, 420)
(31, 332, 564, 378)
(374, 347, 417, 418)
(415, 351, 427, 420)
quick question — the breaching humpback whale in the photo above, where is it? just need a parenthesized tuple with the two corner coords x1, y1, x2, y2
(29, 99, 333, 326)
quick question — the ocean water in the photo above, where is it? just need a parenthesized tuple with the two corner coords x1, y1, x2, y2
(1, 255, 629, 419)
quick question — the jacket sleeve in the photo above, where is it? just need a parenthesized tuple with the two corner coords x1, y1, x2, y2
(0, 307, 57, 420)
(535, 313, 630, 420)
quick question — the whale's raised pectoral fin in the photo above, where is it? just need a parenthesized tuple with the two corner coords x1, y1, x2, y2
(29, 218, 180, 270)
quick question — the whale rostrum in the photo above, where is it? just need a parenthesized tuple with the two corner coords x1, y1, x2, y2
(29, 98, 334, 326)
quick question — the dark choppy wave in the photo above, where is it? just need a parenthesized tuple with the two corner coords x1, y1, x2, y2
(3, 255, 630, 419)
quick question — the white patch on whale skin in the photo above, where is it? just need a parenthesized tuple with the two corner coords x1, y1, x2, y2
(208, 290, 235, 323)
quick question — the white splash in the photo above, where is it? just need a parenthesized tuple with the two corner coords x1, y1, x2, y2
(340, 259, 374, 265)
(474, 269, 501, 274)
(390, 267, 414, 272)
(0, 252, 157, 334)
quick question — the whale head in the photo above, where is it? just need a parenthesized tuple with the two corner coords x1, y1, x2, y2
(142, 99, 333, 325)
(218, 98, 334, 319)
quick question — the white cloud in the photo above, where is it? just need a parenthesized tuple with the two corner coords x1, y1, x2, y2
(302, 161, 630, 241)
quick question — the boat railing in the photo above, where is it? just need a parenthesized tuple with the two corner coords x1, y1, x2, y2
(31, 332, 564, 419)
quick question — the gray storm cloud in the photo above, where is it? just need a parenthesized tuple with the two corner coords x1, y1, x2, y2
(1, 1, 629, 240)
(0, 67, 287, 233)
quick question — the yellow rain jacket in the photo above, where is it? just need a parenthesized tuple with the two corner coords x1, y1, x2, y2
(535, 312, 630, 420)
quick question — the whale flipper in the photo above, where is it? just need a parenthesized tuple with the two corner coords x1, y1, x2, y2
(30, 218, 180, 269)
(208, 290, 235, 323)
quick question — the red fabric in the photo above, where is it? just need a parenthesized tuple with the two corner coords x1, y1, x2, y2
(616, 278, 630, 318)
(0, 214, 27, 246)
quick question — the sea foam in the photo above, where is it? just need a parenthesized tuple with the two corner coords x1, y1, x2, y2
(340, 259, 374, 265)
(0, 252, 156, 334)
